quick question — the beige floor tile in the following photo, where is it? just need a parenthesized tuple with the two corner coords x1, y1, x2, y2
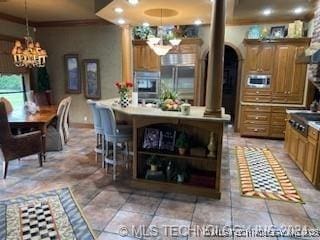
(232, 192, 268, 212)
(197, 191, 231, 207)
(98, 232, 137, 240)
(156, 199, 195, 221)
(163, 192, 197, 202)
(104, 211, 153, 237)
(121, 194, 161, 215)
(83, 205, 117, 231)
(232, 208, 272, 227)
(303, 202, 320, 220)
(193, 203, 231, 226)
(267, 201, 308, 218)
(271, 213, 315, 228)
(89, 190, 130, 210)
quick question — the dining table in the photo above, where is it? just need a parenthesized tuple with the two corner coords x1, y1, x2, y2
(7, 105, 58, 160)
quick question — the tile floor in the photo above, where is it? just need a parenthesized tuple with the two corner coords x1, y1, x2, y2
(0, 126, 320, 240)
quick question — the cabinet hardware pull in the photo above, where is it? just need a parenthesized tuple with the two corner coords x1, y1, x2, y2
(254, 129, 258, 132)
(255, 117, 259, 120)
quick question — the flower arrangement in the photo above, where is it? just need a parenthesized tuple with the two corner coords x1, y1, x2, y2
(115, 81, 133, 95)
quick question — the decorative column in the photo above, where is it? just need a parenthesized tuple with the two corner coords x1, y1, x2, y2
(121, 25, 133, 82)
(204, 0, 226, 117)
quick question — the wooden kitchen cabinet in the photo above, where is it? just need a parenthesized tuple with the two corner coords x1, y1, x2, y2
(133, 44, 160, 71)
(305, 137, 317, 182)
(246, 45, 274, 74)
(289, 129, 299, 160)
(296, 134, 308, 171)
(272, 45, 307, 104)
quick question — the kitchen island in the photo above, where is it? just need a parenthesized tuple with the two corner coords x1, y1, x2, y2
(99, 99, 231, 198)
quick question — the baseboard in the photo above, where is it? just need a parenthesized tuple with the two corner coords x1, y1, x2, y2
(70, 123, 94, 129)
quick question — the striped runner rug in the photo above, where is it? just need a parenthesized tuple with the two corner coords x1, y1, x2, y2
(236, 146, 303, 203)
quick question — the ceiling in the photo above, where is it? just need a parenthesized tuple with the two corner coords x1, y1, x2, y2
(0, 0, 98, 22)
(0, 0, 317, 25)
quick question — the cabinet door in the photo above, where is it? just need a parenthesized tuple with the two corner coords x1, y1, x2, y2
(133, 45, 146, 71)
(246, 45, 260, 72)
(287, 46, 307, 104)
(258, 45, 274, 73)
(289, 129, 299, 161)
(145, 47, 160, 71)
(296, 135, 308, 171)
(284, 122, 291, 152)
(305, 138, 317, 182)
(272, 45, 292, 98)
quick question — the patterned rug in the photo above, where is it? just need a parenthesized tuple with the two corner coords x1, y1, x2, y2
(0, 188, 95, 240)
(236, 146, 303, 203)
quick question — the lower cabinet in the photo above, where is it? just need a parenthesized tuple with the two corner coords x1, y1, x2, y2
(240, 104, 286, 138)
(285, 122, 320, 188)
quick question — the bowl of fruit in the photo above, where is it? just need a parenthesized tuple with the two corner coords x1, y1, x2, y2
(160, 87, 182, 111)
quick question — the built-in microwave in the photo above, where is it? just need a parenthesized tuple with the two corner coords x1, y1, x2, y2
(247, 74, 271, 88)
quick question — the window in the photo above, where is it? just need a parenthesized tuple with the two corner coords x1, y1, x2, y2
(0, 74, 25, 110)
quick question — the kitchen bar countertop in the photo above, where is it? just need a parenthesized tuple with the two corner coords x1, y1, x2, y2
(98, 98, 231, 122)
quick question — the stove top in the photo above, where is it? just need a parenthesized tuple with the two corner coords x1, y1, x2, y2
(290, 112, 320, 137)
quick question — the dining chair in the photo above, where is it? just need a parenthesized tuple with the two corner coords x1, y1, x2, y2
(96, 103, 132, 181)
(87, 100, 104, 163)
(0, 97, 13, 113)
(0, 102, 43, 179)
(46, 98, 67, 151)
(63, 97, 72, 143)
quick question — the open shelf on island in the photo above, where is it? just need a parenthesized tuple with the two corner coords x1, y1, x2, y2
(138, 150, 217, 161)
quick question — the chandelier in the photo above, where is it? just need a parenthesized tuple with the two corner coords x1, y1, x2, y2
(147, 9, 181, 56)
(11, 0, 47, 68)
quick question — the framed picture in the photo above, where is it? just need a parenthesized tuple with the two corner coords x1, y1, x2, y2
(83, 59, 101, 99)
(64, 54, 81, 94)
(270, 26, 285, 39)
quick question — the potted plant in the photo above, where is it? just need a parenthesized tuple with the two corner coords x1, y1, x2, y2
(147, 155, 161, 172)
(175, 132, 189, 155)
(174, 162, 188, 183)
(160, 85, 181, 111)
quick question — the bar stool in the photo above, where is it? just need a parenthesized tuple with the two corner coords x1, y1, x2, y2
(87, 100, 104, 162)
(96, 103, 132, 181)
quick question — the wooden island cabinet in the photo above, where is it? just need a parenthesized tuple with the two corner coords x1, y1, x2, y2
(240, 38, 311, 138)
(285, 115, 320, 188)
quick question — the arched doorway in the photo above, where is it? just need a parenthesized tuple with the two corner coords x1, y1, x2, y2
(201, 44, 242, 126)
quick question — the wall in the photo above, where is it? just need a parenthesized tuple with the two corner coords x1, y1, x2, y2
(0, 19, 30, 38)
(37, 24, 122, 124)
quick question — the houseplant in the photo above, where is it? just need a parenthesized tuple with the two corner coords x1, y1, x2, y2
(175, 132, 189, 155)
(160, 85, 181, 111)
(147, 155, 161, 172)
(115, 81, 133, 108)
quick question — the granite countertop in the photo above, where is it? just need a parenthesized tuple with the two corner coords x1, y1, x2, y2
(98, 98, 231, 122)
(286, 109, 320, 131)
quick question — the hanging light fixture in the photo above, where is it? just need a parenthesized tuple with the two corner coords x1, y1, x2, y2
(12, 0, 47, 68)
(147, 9, 181, 56)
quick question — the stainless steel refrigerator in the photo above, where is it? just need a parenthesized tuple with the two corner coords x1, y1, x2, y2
(160, 53, 196, 101)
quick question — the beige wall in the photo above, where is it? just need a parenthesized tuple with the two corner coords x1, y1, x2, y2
(37, 25, 122, 124)
(0, 19, 30, 38)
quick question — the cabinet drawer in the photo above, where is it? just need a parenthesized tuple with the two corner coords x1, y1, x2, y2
(243, 95, 272, 103)
(272, 106, 286, 113)
(270, 126, 286, 138)
(242, 112, 271, 124)
(241, 124, 270, 137)
(308, 127, 319, 141)
(243, 88, 272, 96)
(242, 105, 271, 112)
(271, 112, 286, 126)
(271, 96, 287, 103)
(287, 95, 304, 104)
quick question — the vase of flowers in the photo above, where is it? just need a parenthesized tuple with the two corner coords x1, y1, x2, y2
(115, 81, 133, 108)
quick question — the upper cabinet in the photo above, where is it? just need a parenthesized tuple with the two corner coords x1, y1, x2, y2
(246, 45, 274, 74)
(242, 38, 310, 105)
(133, 43, 160, 72)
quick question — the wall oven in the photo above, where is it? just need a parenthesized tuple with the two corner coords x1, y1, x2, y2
(247, 74, 271, 88)
(134, 71, 161, 100)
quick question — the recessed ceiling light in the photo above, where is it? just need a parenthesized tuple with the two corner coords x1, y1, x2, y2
(114, 7, 124, 14)
(118, 19, 126, 25)
(262, 8, 272, 16)
(294, 7, 304, 14)
(194, 19, 203, 25)
(142, 22, 150, 27)
(128, 0, 139, 5)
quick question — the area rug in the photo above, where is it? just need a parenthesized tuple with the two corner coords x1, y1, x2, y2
(0, 188, 95, 240)
(236, 146, 303, 203)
